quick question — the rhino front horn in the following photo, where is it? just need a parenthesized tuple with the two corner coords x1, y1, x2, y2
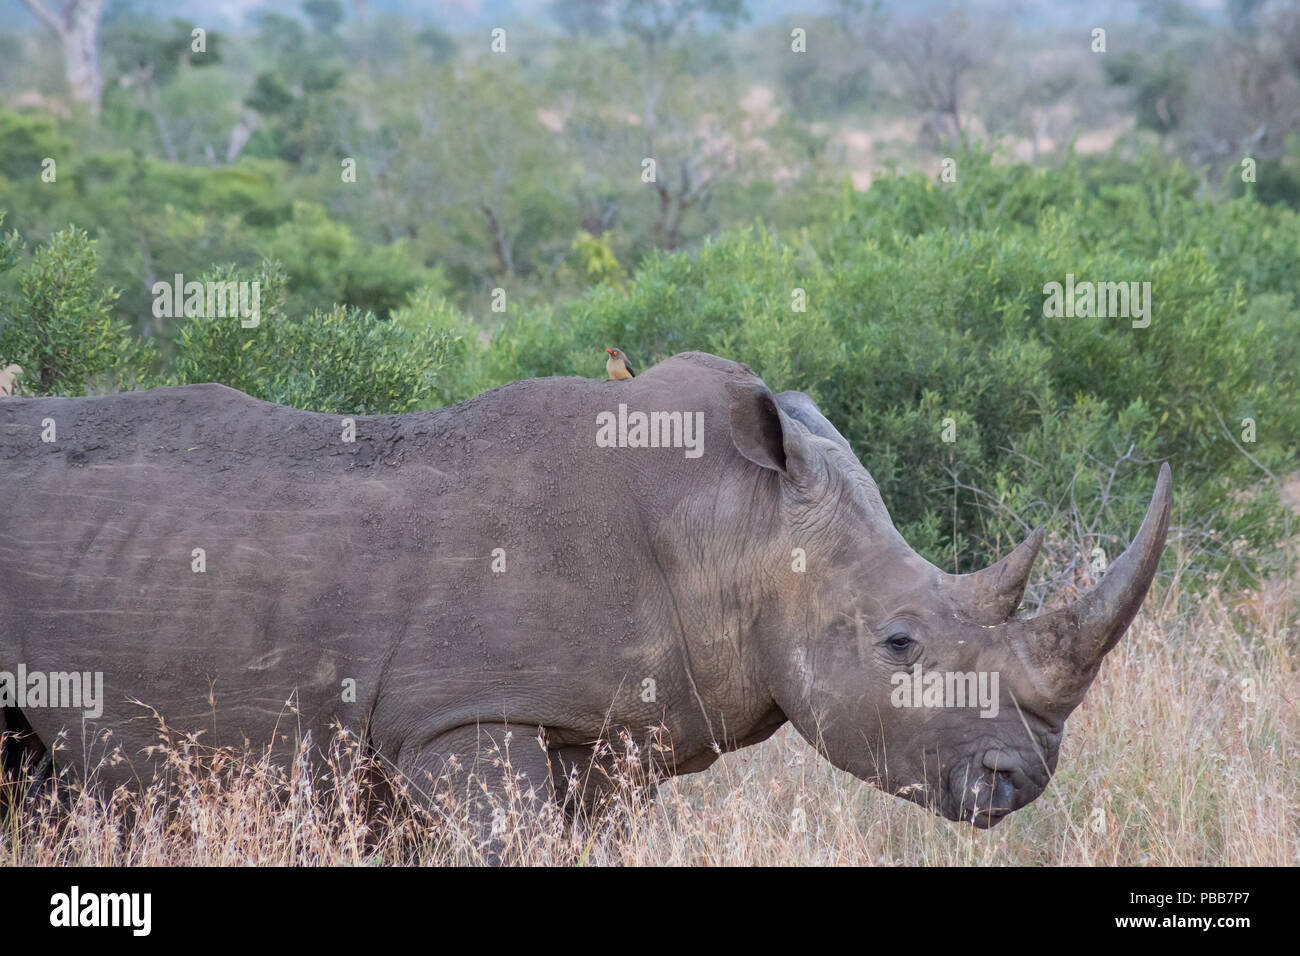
(1003, 463, 1172, 718)
(1068, 461, 1172, 657)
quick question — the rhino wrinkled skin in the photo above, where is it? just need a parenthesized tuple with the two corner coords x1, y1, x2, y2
(0, 352, 1170, 828)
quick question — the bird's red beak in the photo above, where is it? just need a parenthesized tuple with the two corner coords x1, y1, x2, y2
(606, 349, 615, 355)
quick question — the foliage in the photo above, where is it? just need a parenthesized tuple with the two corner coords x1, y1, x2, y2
(568, 230, 629, 289)
(259, 201, 446, 320)
(0, 220, 153, 396)
(166, 263, 457, 414)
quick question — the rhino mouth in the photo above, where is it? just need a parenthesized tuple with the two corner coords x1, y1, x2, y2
(948, 766, 1032, 828)
(964, 782, 1016, 828)
(969, 808, 1011, 829)
(892, 768, 1028, 827)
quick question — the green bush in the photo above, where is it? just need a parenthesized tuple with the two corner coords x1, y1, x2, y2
(0, 220, 153, 395)
(260, 201, 447, 320)
(166, 263, 457, 414)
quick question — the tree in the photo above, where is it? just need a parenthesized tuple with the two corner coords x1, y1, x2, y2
(304, 0, 346, 34)
(360, 59, 575, 287)
(888, 10, 996, 147)
(617, 0, 748, 249)
(779, 1, 883, 116)
(1178, 2, 1300, 171)
(102, 19, 224, 163)
(20, 0, 105, 116)
(239, 9, 348, 165)
(982, 51, 1081, 163)
(551, 0, 614, 36)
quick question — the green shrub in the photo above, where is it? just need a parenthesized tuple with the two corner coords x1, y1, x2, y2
(260, 201, 446, 319)
(166, 263, 456, 414)
(0, 220, 153, 395)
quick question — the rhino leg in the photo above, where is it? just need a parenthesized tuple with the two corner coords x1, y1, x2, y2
(396, 723, 557, 858)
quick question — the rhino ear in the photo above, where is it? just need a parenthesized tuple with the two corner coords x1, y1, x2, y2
(774, 391, 852, 453)
(729, 382, 811, 478)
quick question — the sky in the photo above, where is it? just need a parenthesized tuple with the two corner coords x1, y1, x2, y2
(1, 0, 1229, 32)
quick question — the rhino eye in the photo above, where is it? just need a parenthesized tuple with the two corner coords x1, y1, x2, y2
(886, 633, 913, 653)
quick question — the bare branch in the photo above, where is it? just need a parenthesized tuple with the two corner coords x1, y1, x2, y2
(19, 0, 63, 35)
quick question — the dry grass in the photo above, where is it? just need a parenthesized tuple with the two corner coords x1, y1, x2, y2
(2, 567, 1295, 867)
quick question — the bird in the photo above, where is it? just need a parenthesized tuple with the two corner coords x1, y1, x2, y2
(605, 348, 635, 380)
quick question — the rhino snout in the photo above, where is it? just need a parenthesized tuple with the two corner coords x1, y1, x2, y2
(944, 750, 1046, 828)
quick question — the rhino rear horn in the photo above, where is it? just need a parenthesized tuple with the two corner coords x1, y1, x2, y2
(947, 526, 1044, 625)
(1004, 463, 1172, 717)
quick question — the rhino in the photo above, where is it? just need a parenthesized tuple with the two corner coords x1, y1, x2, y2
(0, 351, 1170, 829)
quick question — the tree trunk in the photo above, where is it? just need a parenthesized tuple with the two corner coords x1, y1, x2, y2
(481, 204, 514, 277)
(226, 112, 258, 163)
(21, 0, 104, 116)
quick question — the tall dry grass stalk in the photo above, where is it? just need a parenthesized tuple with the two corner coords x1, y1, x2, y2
(2, 565, 1294, 866)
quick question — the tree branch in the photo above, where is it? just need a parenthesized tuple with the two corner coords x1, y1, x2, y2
(20, 0, 64, 36)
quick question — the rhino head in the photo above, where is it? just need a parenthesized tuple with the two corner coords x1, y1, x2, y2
(728, 383, 1170, 827)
